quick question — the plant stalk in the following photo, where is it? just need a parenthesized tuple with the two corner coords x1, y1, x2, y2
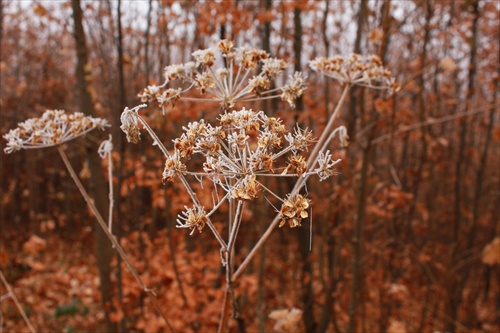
(57, 145, 174, 333)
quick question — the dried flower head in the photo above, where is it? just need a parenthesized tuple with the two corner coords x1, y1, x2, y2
(279, 194, 311, 228)
(231, 175, 260, 201)
(314, 150, 341, 181)
(309, 54, 400, 93)
(3, 110, 109, 154)
(162, 152, 186, 183)
(138, 39, 306, 112)
(120, 107, 141, 144)
(164, 108, 315, 189)
(176, 205, 209, 235)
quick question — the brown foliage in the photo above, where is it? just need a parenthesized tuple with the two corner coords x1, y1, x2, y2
(1, 0, 499, 332)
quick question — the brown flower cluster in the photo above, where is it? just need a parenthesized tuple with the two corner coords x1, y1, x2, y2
(4, 110, 108, 154)
(137, 39, 306, 112)
(309, 54, 400, 93)
(162, 109, 316, 193)
(157, 108, 339, 231)
(176, 206, 209, 235)
(279, 194, 311, 228)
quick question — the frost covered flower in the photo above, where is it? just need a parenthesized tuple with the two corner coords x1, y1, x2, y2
(162, 152, 186, 184)
(120, 107, 141, 144)
(309, 54, 400, 93)
(137, 39, 306, 112)
(314, 150, 341, 181)
(281, 72, 307, 107)
(3, 110, 109, 154)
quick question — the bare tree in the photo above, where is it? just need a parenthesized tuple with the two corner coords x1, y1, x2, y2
(70, 0, 116, 331)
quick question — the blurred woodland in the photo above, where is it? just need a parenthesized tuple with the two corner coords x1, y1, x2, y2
(0, 0, 499, 332)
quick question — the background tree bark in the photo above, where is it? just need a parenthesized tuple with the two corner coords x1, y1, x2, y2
(71, 0, 116, 331)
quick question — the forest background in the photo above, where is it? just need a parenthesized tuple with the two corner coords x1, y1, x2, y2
(0, 0, 498, 332)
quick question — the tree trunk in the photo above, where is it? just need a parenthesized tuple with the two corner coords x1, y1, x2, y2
(346, 0, 368, 136)
(346, 1, 368, 331)
(70, 0, 116, 331)
(292, 5, 315, 333)
(115, 0, 127, 331)
(447, 1, 479, 331)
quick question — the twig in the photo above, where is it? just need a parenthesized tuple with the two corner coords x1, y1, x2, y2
(56, 145, 174, 333)
(234, 84, 351, 279)
(0, 270, 36, 333)
(370, 107, 489, 145)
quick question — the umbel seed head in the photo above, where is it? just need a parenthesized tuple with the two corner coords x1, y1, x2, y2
(3, 110, 109, 154)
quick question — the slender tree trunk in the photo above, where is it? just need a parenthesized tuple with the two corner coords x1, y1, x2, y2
(144, 0, 153, 83)
(448, 1, 479, 331)
(115, 0, 127, 331)
(405, 0, 432, 239)
(348, 138, 371, 333)
(292, 4, 315, 333)
(71, 1, 116, 331)
(346, 0, 368, 135)
(346, 1, 368, 331)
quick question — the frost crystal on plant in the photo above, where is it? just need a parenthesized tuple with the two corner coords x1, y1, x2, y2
(3, 110, 109, 154)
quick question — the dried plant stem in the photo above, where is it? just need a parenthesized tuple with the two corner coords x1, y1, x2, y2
(106, 143, 114, 231)
(218, 200, 245, 332)
(218, 286, 231, 333)
(234, 85, 350, 280)
(136, 114, 227, 249)
(306, 84, 350, 172)
(370, 106, 489, 145)
(56, 146, 174, 333)
(0, 270, 36, 333)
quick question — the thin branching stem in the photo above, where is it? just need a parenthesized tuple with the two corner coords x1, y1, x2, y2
(0, 270, 36, 333)
(234, 84, 350, 280)
(56, 146, 174, 333)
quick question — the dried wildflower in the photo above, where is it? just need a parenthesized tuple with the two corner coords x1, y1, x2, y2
(314, 150, 341, 181)
(120, 107, 141, 144)
(162, 152, 186, 183)
(249, 76, 271, 96)
(3, 110, 109, 154)
(148, 107, 344, 235)
(173, 135, 195, 158)
(192, 48, 216, 68)
(218, 39, 234, 55)
(231, 175, 260, 200)
(309, 54, 400, 93)
(138, 85, 161, 103)
(279, 194, 311, 228)
(157, 88, 182, 112)
(138, 39, 306, 112)
(282, 155, 307, 176)
(194, 71, 216, 94)
(262, 58, 287, 77)
(281, 72, 307, 107)
(176, 206, 209, 235)
(285, 126, 314, 153)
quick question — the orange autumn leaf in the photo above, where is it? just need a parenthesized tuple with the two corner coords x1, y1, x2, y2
(482, 237, 500, 265)
(22, 235, 47, 255)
